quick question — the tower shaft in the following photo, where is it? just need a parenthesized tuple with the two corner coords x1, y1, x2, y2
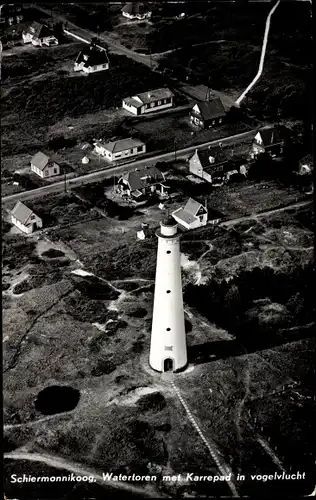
(149, 220, 187, 372)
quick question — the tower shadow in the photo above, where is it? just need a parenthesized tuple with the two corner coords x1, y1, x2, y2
(187, 327, 314, 365)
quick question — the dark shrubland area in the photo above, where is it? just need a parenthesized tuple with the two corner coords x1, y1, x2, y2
(184, 262, 315, 346)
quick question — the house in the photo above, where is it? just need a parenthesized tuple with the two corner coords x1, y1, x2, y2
(94, 138, 146, 162)
(298, 154, 313, 175)
(250, 126, 284, 159)
(122, 88, 174, 115)
(118, 165, 168, 200)
(122, 2, 152, 20)
(190, 98, 226, 129)
(172, 198, 208, 230)
(22, 21, 58, 46)
(31, 151, 60, 178)
(10, 201, 43, 234)
(189, 146, 229, 184)
(74, 43, 109, 73)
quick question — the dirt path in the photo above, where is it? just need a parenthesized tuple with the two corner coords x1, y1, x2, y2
(219, 200, 312, 228)
(169, 378, 239, 497)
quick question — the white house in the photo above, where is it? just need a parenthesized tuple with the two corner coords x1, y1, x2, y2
(31, 151, 60, 179)
(94, 137, 146, 162)
(122, 88, 174, 116)
(122, 2, 152, 20)
(74, 43, 109, 73)
(22, 21, 58, 46)
(10, 201, 43, 234)
(172, 198, 208, 230)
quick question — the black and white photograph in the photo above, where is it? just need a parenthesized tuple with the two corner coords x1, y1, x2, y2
(1, 1, 314, 498)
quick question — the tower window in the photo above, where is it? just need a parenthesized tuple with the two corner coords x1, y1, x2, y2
(166, 251, 171, 254)
(166, 290, 171, 293)
(166, 328, 171, 331)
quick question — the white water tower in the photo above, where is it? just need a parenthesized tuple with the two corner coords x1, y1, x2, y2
(149, 217, 187, 373)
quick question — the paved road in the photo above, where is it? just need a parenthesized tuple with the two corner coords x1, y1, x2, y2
(219, 200, 312, 228)
(2, 130, 255, 206)
(29, 3, 157, 68)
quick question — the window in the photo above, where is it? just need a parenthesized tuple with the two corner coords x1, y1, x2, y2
(150, 102, 155, 107)
(219, 118, 222, 123)
(212, 120, 215, 125)
(130, 149, 134, 154)
(102, 63, 107, 68)
(158, 100, 161, 105)
(53, 168, 58, 174)
(166, 328, 171, 331)
(137, 145, 143, 152)
(164, 346, 173, 351)
(166, 290, 171, 294)
(44, 170, 49, 176)
(166, 250, 171, 254)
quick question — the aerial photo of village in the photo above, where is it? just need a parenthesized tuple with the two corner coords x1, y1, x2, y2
(2, 1, 314, 499)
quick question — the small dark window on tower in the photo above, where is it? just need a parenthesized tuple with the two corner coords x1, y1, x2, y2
(166, 251, 171, 254)
(166, 328, 171, 331)
(166, 290, 171, 293)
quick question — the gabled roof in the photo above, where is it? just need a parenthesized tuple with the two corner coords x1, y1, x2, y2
(11, 201, 34, 225)
(193, 145, 228, 169)
(173, 198, 207, 226)
(184, 198, 206, 216)
(100, 137, 145, 154)
(25, 21, 52, 39)
(75, 45, 109, 67)
(124, 88, 174, 106)
(122, 2, 151, 16)
(192, 98, 226, 121)
(31, 151, 51, 171)
(256, 126, 282, 146)
(120, 165, 164, 191)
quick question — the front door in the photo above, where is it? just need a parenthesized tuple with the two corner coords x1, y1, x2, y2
(164, 358, 174, 372)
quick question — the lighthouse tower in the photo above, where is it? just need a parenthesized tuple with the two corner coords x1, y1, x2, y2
(149, 217, 187, 373)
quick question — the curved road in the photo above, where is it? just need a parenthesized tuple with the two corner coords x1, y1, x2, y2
(2, 130, 255, 206)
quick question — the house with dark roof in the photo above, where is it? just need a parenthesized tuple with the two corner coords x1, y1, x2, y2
(10, 201, 43, 234)
(31, 152, 60, 179)
(172, 198, 208, 230)
(190, 98, 226, 129)
(189, 146, 229, 184)
(22, 21, 58, 46)
(118, 165, 167, 200)
(122, 2, 152, 20)
(298, 154, 313, 175)
(250, 126, 284, 159)
(94, 137, 146, 162)
(74, 43, 109, 73)
(122, 88, 174, 115)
